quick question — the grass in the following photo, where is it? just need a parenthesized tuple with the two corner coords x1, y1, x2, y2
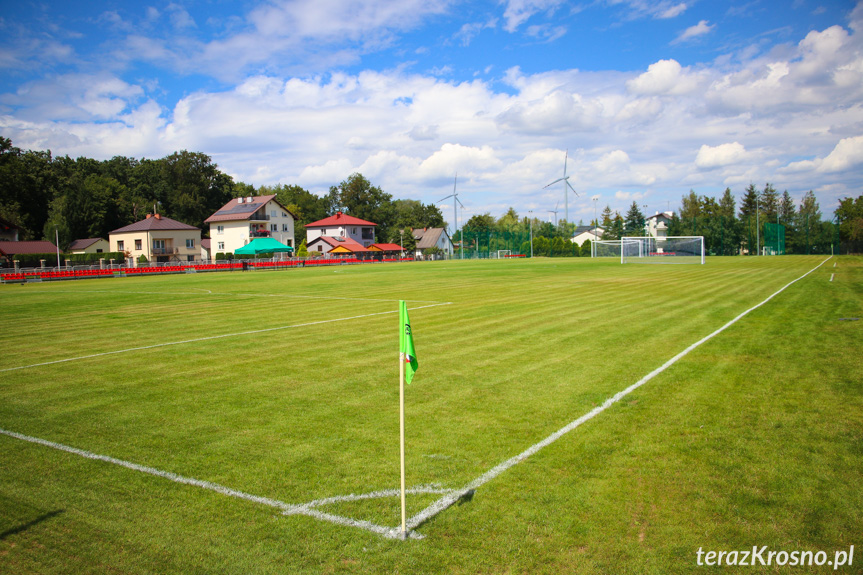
(0, 255, 861, 573)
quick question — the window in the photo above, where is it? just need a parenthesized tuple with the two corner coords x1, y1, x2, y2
(135, 239, 142, 250)
(271, 210, 277, 217)
(282, 224, 289, 232)
(186, 239, 195, 249)
(218, 242, 225, 250)
(270, 224, 277, 232)
(352, 227, 357, 234)
(217, 225, 224, 234)
(117, 240, 124, 251)
(187, 255, 194, 262)
(282, 211, 288, 217)
(96, 248, 103, 253)
(317, 245, 322, 252)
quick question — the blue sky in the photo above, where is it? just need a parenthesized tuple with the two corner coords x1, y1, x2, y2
(2, 0, 862, 228)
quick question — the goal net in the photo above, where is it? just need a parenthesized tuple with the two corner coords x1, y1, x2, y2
(621, 236, 704, 264)
(495, 250, 512, 259)
(591, 240, 623, 258)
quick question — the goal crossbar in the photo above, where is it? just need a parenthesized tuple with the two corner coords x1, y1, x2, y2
(620, 236, 704, 264)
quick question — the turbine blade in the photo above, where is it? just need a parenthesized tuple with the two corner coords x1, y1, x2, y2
(566, 180, 579, 196)
(438, 194, 455, 203)
(543, 177, 566, 188)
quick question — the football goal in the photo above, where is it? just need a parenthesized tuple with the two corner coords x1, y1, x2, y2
(495, 250, 512, 259)
(621, 236, 704, 264)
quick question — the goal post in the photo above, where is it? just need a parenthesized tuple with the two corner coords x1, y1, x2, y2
(496, 250, 512, 259)
(621, 236, 705, 264)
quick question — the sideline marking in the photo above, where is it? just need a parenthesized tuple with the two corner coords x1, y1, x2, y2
(0, 302, 450, 373)
(830, 273, 835, 282)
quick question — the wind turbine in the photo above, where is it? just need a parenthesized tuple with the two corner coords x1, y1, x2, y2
(438, 174, 465, 259)
(543, 150, 579, 224)
(548, 201, 560, 226)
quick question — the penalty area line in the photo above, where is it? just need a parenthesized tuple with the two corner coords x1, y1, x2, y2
(0, 302, 451, 373)
(406, 256, 834, 532)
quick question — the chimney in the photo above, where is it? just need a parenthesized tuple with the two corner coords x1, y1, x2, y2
(146, 214, 152, 219)
(155, 214, 161, 220)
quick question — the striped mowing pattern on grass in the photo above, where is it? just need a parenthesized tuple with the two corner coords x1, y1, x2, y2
(0, 256, 833, 540)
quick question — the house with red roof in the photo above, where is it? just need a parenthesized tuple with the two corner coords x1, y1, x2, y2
(305, 212, 378, 256)
(205, 195, 297, 259)
(0, 240, 60, 266)
(109, 214, 201, 263)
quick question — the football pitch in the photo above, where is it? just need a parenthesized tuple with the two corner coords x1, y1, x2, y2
(1, 255, 861, 573)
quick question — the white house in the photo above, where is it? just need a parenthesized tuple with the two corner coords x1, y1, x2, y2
(646, 212, 673, 238)
(305, 212, 377, 250)
(109, 214, 201, 263)
(412, 227, 453, 259)
(205, 195, 297, 259)
(571, 225, 604, 246)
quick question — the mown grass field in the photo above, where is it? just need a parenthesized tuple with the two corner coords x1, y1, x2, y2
(1, 255, 861, 574)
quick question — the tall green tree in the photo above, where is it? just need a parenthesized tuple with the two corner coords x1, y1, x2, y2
(835, 194, 863, 253)
(329, 173, 395, 242)
(624, 201, 646, 236)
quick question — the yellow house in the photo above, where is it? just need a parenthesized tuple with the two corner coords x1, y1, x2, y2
(109, 214, 201, 264)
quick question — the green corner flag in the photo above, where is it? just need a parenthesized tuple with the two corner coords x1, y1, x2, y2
(399, 300, 418, 384)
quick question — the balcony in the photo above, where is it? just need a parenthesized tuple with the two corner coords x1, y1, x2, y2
(152, 247, 179, 255)
(251, 230, 271, 237)
(249, 211, 270, 221)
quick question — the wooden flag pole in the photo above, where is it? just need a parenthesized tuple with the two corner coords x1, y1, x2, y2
(399, 349, 407, 538)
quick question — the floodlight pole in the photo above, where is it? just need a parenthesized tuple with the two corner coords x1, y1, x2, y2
(756, 196, 760, 256)
(55, 227, 61, 269)
(529, 211, 533, 258)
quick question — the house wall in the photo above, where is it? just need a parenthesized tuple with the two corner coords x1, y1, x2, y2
(110, 229, 202, 263)
(572, 231, 601, 246)
(306, 225, 374, 247)
(71, 239, 110, 254)
(307, 237, 334, 255)
(210, 200, 295, 257)
(435, 232, 454, 255)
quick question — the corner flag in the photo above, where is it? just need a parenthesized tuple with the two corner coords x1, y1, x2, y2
(399, 300, 418, 384)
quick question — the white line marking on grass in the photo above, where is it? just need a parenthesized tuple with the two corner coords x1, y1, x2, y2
(0, 428, 294, 512)
(18, 289, 449, 305)
(405, 256, 834, 532)
(0, 302, 451, 373)
(0, 427, 440, 540)
(831, 273, 835, 282)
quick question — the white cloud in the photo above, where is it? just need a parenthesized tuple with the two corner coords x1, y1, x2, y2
(502, 0, 566, 32)
(695, 142, 747, 169)
(626, 59, 701, 95)
(818, 136, 863, 172)
(673, 20, 713, 44)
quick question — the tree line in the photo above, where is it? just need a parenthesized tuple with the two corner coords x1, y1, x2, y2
(0, 138, 445, 251)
